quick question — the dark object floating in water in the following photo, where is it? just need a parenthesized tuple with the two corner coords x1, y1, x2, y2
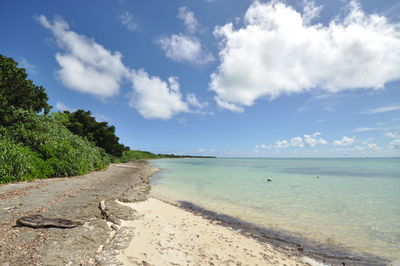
(316, 176, 319, 178)
(267, 178, 272, 182)
(16, 214, 84, 228)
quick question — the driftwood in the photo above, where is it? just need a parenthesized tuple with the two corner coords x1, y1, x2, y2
(99, 200, 121, 225)
(16, 214, 84, 228)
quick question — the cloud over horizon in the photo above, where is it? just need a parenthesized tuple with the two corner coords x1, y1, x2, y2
(257, 132, 328, 150)
(210, 1, 400, 111)
(333, 136, 355, 146)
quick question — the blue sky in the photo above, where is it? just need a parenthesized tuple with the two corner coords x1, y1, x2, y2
(1, 0, 400, 157)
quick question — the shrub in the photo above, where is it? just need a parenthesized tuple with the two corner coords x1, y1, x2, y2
(1, 110, 110, 179)
(53, 110, 128, 157)
(0, 135, 51, 183)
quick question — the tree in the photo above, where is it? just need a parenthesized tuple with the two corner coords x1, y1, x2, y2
(0, 55, 51, 123)
(56, 110, 128, 157)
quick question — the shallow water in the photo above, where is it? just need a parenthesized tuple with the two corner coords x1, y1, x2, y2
(150, 158, 400, 261)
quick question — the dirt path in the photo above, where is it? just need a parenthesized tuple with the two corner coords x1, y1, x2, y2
(0, 161, 157, 266)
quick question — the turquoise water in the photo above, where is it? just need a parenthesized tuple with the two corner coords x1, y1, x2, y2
(150, 158, 400, 261)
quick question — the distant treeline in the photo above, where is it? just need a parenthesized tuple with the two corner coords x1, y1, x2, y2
(0, 55, 214, 184)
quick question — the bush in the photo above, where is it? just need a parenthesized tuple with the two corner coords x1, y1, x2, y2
(53, 110, 128, 157)
(0, 135, 51, 183)
(1, 110, 110, 180)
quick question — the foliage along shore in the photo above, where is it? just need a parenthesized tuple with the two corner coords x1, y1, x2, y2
(0, 55, 214, 184)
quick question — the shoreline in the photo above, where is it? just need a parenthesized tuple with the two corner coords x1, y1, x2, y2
(115, 197, 312, 265)
(0, 160, 392, 265)
(148, 195, 388, 266)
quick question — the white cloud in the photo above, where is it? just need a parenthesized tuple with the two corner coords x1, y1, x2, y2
(178, 7, 198, 34)
(354, 144, 377, 151)
(390, 139, 400, 149)
(215, 96, 244, 112)
(255, 144, 272, 149)
(39, 15, 199, 120)
(362, 104, 400, 114)
(128, 70, 189, 119)
(303, 0, 322, 24)
(118, 12, 137, 31)
(159, 7, 214, 65)
(383, 132, 398, 138)
(366, 143, 380, 151)
(333, 142, 380, 152)
(290, 137, 304, 147)
(186, 93, 208, 109)
(94, 113, 111, 122)
(55, 101, 75, 112)
(260, 132, 328, 150)
(210, 1, 400, 111)
(303, 132, 327, 147)
(384, 131, 400, 149)
(19, 58, 38, 74)
(38, 15, 126, 98)
(275, 140, 290, 148)
(333, 136, 355, 146)
(158, 34, 214, 64)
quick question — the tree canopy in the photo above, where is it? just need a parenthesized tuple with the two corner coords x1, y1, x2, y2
(55, 110, 128, 157)
(0, 55, 51, 122)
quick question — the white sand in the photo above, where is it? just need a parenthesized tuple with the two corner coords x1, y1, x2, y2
(117, 197, 313, 265)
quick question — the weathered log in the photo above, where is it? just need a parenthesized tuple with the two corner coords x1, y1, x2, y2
(98, 200, 121, 225)
(99, 200, 109, 219)
(16, 214, 84, 228)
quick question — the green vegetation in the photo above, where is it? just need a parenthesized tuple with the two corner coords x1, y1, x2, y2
(0, 54, 214, 184)
(0, 55, 109, 183)
(0, 109, 110, 183)
(0, 55, 51, 123)
(0, 135, 49, 183)
(54, 110, 128, 157)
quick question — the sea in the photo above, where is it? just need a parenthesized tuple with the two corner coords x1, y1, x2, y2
(150, 158, 400, 263)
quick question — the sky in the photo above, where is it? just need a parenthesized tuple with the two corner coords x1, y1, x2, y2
(1, 0, 400, 157)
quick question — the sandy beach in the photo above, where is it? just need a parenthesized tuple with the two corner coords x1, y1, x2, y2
(117, 197, 312, 265)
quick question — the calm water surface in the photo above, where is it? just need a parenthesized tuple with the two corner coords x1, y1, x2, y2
(150, 158, 400, 261)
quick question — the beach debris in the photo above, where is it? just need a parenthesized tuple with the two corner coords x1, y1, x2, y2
(266, 178, 272, 182)
(16, 214, 84, 228)
(99, 200, 121, 225)
(110, 224, 119, 231)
